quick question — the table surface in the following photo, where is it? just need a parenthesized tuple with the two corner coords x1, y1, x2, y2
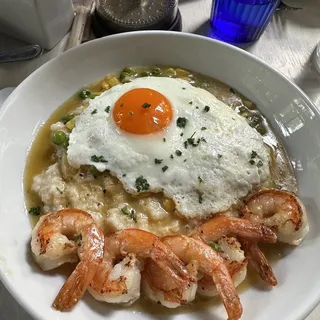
(1, 0, 320, 319)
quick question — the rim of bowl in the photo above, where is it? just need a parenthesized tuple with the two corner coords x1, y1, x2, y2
(0, 30, 319, 320)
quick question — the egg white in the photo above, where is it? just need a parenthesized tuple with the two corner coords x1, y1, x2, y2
(67, 77, 270, 219)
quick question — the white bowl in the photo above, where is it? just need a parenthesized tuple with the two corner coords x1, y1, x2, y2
(0, 31, 320, 320)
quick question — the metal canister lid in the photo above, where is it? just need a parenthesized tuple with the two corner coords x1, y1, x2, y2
(92, 0, 181, 36)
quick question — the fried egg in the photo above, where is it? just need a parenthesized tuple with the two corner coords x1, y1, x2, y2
(67, 77, 270, 219)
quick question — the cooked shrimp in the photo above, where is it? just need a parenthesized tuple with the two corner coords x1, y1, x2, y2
(191, 215, 277, 292)
(88, 254, 141, 305)
(197, 236, 247, 297)
(192, 215, 277, 244)
(160, 235, 242, 320)
(89, 229, 190, 304)
(142, 259, 198, 308)
(241, 189, 309, 245)
(239, 239, 278, 286)
(31, 209, 104, 311)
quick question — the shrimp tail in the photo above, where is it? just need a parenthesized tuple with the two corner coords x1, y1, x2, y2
(151, 240, 192, 284)
(52, 224, 104, 311)
(211, 260, 243, 320)
(52, 259, 97, 310)
(240, 239, 278, 287)
(192, 216, 277, 244)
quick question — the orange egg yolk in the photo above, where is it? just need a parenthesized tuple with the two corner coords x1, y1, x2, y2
(113, 88, 173, 134)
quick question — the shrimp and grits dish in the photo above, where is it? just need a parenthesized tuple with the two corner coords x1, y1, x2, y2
(25, 66, 309, 320)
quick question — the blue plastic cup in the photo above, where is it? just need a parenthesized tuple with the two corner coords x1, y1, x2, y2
(210, 0, 280, 44)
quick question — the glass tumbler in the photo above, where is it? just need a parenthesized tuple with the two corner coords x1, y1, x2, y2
(210, 0, 280, 44)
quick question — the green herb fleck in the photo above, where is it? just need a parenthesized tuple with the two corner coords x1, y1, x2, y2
(196, 106, 199, 109)
(121, 206, 137, 222)
(183, 159, 187, 162)
(170, 154, 174, 159)
(155, 158, 163, 164)
(135, 176, 150, 192)
(175, 150, 182, 156)
(28, 206, 40, 216)
(163, 138, 166, 142)
(249, 159, 255, 165)
(257, 160, 263, 168)
(203, 106, 210, 112)
(180, 133, 184, 137)
(201, 127, 207, 131)
(189, 101, 193, 105)
(91, 109, 97, 115)
(176, 117, 188, 128)
(129, 111, 134, 115)
(251, 150, 258, 159)
(230, 88, 235, 94)
(91, 155, 108, 163)
(182, 87, 186, 90)
(105, 106, 110, 113)
(209, 241, 222, 252)
(122, 173, 126, 177)
(184, 141, 188, 149)
(142, 102, 151, 109)
(198, 191, 204, 204)
(198, 176, 203, 183)
(162, 165, 169, 172)
(73, 234, 82, 243)
(218, 154, 222, 158)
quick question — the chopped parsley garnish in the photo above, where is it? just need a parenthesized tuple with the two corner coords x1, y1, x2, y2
(195, 106, 199, 109)
(201, 127, 207, 131)
(105, 106, 110, 113)
(187, 132, 196, 146)
(251, 150, 258, 159)
(162, 165, 169, 172)
(176, 117, 188, 128)
(91, 155, 108, 163)
(182, 87, 186, 90)
(129, 111, 134, 115)
(183, 159, 187, 162)
(135, 176, 150, 192)
(170, 154, 174, 159)
(209, 241, 222, 252)
(73, 234, 82, 243)
(175, 150, 182, 156)
(257, 160, 263, 168)
(122, 173, 126, 177)
(218, 154, 222, 158)
(198, 176, 203, 183)
(91, 109, 97, 115)
(155, 158, 163, 164)
(121, 206, 137, 222)
(142, 102, 151, 109)
(230, 88, 235, 94)
(28, 206, 40, 216)
(120, 103, 124, 107)
(200, 137, 207, 143)
(189, 101, 193, 105)
(203, 105, 210, 112)
(249, 159, 255, 165)
(163, 138, 166, 142)
(184, 141, 188, 149)
(198, 191, 204, 204)
(180, 133, 184, 137)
